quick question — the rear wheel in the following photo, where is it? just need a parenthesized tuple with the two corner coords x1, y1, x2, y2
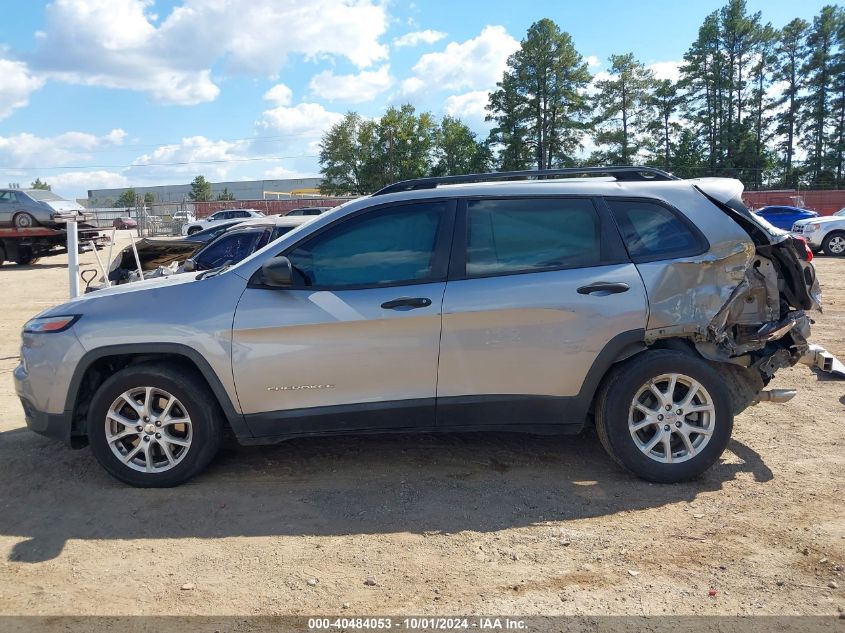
(822, 231, 845, 257)
(13, 212, 36, 229)
(87, 362, 222, 487)
(187, 226, 201, 235)
(595, 350, 733, 483)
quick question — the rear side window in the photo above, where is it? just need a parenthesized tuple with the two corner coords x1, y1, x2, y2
(466, 198, 601, 276)
(606, 199, 705, 261)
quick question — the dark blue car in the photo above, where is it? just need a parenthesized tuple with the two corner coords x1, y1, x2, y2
(754, 205, 819, 230)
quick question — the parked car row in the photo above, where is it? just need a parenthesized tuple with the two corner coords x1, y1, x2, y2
(751, 204, 845, 257)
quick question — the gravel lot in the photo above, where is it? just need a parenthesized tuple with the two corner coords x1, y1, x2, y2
(0, 238, 842, 617)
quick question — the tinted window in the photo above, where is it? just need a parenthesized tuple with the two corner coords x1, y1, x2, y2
(272, 225, 299, 240)
(286, 202, 446, 288)
(466, 198, 601, 276)
(607, 199, 703, 261)
(196, 231, 262, 270)
(234, 210, 251, 218)
(0, 191, 18, 203)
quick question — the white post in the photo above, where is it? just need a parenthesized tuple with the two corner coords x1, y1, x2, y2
(67, 219, 80, 299)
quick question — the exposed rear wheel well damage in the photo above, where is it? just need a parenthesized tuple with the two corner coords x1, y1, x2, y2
(593, 337, 768, 421)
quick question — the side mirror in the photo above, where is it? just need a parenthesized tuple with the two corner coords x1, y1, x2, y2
(183, 258, 196, 272)
(261, 256, 293, 287)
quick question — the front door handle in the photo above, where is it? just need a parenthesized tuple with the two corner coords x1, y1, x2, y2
(381, 297, 433, 310)
(577, 282, 630, 295)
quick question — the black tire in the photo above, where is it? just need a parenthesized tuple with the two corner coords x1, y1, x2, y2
(87, 362, 222, 487)
(14, 246, 37, 265)
(13, 212, 36, 229)
(187, 226, 201, 235)
(822, 231, 845, 257)
(594, 350, 733, 483)
(0, 243, 5, 266)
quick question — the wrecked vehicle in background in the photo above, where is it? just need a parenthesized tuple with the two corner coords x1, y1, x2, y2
(14, 167, 843, 488)
(107, 215, 315, 284)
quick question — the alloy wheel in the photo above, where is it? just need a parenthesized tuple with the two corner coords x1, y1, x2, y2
(105, 387, 193, 473)
(628, 373, 715, 464)
(828, 235, 845, 254)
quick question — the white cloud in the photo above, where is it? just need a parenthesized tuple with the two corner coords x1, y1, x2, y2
(32, 0, 389, 105)
(49, 170, 129, 193)
(258, 103, 345, 139)
(443, 90, 491, 132)
(648, 61, 681, 82)
(309, 65, 393, 103)
(402, 26, 519, 95)
(586, 55, 601, 68)
(393, 30, 447, 48)
(0, 129, 126, 168)
(263, 165, 309, 179)
(264, 83, 293, 106)
(128, 135, 251, 180)
(0, 59, 45, 119)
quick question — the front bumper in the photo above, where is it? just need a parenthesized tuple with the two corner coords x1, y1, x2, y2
(790, 229, 823, 248)
(16, 389, 73, 444)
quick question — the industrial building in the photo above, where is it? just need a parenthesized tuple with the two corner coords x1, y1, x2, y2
(87, 177, 323, 206)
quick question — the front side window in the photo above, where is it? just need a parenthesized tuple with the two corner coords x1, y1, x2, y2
(196, 231, 262, 270)
(606, 199, 704, 261)
(286, 202, 447, 288)
(465, 198, 601, 276)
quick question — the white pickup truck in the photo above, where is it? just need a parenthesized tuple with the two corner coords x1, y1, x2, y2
(792, 208, 845, 256)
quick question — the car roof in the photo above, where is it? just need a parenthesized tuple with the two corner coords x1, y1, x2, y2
(226, 215, 313, 229)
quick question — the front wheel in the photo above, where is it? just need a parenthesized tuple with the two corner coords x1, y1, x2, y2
(822, 231, 845, 257)
(595, 350, 733, 483)
(187, 226, 201, 235)
(87, 362, 222, 487)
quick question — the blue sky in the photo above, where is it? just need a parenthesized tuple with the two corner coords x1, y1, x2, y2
(0, 0, 832, 199)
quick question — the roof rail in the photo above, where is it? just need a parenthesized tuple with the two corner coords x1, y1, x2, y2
(372, 166, 680, 196)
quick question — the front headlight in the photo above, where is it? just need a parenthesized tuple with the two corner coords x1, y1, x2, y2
(23, 315, 81, 333)
(804, 223, 821, 232)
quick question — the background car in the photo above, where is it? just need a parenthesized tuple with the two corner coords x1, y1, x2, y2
(285, 206, 332, 217)
(183, 215, 314, 272)
(112, 216, 137, 230)
(792, 208, 845, 256)
(181, 209, 264, 235)
(753, 205, 818, 230)
(0, 188, 86, 228)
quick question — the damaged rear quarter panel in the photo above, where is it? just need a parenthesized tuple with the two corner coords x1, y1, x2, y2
(631, 186, 756, 339)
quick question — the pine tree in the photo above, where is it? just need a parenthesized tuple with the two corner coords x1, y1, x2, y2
(593, 53, 655, 165)
(799, 5, 841, 186)
(487, 18, 592, 170)
(774, 18, 809, 187)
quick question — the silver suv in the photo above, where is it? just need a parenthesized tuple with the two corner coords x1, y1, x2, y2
(14, 168, 824, 487)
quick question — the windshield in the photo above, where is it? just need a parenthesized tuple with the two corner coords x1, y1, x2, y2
(26, 190, 64, 202)
(835, 209, 845, 217)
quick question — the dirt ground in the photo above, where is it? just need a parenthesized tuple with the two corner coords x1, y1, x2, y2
(0, 236, 842, 617)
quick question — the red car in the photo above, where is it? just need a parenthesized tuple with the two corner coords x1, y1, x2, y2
(113, 216, 137, 230)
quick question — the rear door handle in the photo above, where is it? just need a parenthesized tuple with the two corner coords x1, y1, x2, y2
(381, 297, 433, 310)
(577, 282, 630, 295)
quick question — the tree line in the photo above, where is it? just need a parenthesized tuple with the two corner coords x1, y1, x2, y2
(320, 1, 845, 194)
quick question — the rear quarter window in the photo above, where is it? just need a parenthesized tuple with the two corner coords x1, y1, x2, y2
(606, 199, 707, 262)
